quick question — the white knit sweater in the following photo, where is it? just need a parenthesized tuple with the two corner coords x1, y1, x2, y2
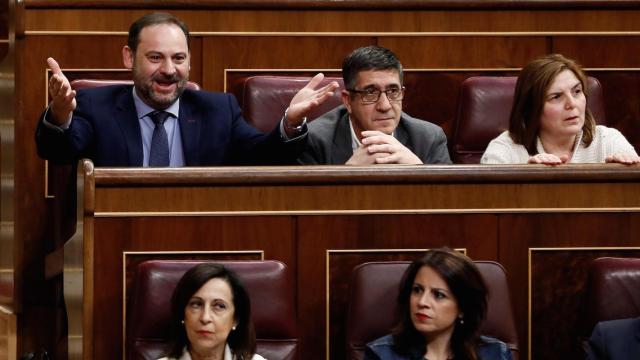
(481, 125, 638, 164)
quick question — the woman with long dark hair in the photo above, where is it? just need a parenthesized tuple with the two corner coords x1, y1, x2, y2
(364, 248, 512, 360)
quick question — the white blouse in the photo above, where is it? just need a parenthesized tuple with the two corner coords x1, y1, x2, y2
(158, 344, 266, 360)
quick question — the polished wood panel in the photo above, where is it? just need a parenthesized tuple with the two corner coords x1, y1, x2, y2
(380, 36, 548, 68)
(22, 9, 640, 32)
(499, 214, 640, 360)
(203, 36, 370, 90)
(553, 36, 640, 68)
(530, 248, 640, 360)
(0, 308, 17, 360)
(21, 0, 640, 10)
(68, 163, 640, 360)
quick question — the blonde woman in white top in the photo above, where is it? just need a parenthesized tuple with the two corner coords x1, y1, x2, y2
(481, 54, 639, 165)
(158, 263, 266, 360)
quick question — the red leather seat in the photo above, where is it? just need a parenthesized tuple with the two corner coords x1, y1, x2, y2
(127, 260, 297, 360)
(452, 76, 606, 163)
(70, 79, 201, 91)
(585, 257, 640, 333)
(346, 261, 519, 360)
(240, 76, 344, 133)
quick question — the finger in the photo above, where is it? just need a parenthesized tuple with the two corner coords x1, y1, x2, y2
(64, 89, 77, 103)
(304, 73, 325, 90)
(47, 57, 64, 76)
(313, 81, 339, 95)
(367, 144, 396, 154)
(375, 153, 399, 164)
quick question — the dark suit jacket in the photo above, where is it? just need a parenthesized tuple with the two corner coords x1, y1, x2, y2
(36, 85, 305, 166)
(586, 317, 640, 360)
(297, 106, 451, 165)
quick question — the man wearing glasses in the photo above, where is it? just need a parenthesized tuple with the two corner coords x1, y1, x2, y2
(298, 46, 451, 165)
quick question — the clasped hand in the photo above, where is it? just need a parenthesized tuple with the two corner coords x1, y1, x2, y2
(346, 131, 423, 165)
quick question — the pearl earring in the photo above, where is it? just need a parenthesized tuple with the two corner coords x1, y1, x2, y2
(232, 325, 237, 331)
(181, 320, 185, 324)
(458, 317, 464, 325)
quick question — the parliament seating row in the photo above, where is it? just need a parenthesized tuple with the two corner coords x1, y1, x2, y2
(127, 257, 640, 360)
(127, 259, 517, 360)
(70, 74, 606, 164)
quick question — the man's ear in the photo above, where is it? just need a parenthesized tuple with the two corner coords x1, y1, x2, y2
(122, 46, 134, 69)
(341, 90, 352, 113)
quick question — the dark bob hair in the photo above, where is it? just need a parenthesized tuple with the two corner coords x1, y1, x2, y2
(392, 248, 488, 360)
(168, 263, 256, 359)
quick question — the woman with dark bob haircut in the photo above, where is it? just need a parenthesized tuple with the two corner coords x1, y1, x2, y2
(364, 248, 512, 360)
(481, 54, 638, 165)
(158, 263, 266, 360)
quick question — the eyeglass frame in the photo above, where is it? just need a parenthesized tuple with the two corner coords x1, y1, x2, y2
(346, 86, 406, 104)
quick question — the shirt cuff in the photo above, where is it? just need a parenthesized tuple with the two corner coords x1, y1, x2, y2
(279, 117, 308, 142)
(42, 106, 72, 132)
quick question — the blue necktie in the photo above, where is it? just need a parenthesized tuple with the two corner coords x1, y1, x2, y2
(148, 111, 170, 167)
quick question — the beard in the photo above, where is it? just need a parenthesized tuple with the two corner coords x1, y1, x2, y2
(133, 67, 188, 110)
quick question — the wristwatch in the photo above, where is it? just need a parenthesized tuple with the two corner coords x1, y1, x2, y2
(283, 107, 307, 133)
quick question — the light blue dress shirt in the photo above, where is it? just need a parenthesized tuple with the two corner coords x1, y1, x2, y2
(132, 88, 185, 167)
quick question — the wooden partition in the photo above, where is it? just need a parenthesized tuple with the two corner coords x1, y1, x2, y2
(63, 160, 640, 360)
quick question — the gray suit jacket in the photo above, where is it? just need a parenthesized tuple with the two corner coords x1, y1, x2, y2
(298, 106, 451, 165)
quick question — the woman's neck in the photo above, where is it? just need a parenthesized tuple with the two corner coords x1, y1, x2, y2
(539, 131, 577, 158)
(188, 344, 226, 360)
(424, 332, 454, 360)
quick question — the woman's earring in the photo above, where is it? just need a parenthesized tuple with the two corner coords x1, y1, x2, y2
(458, 316, 464, 325)
(181, 320, 185, 325)
(232, 325, 237, 331)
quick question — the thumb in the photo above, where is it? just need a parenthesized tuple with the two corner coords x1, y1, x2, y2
(47, 57, 63, 76)
(559, 154, 569, 163)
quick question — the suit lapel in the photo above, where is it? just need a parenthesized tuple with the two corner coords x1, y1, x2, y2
(178, 93, 201, 166)
(115, 88, 143, 166)
(331, 112, 355, 164)
(395, 116, 412, 148)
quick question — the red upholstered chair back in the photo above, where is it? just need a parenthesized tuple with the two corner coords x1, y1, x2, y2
(346, 261, 519, 360)
(70, 79, 201, 91)
(452, 76, 606, 163)
(241, 76, 345, 133)
(585, 257, 640, 333)
(127, 260, 297, 360)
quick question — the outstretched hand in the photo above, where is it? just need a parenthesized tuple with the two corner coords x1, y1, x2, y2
(47, 57, 77, 125)
(286, 73, 339, 125)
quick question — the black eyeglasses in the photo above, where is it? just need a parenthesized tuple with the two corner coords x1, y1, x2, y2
(347, 87, 405, 104)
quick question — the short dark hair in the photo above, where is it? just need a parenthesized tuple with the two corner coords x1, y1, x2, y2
(168, 263, 256, 359)
(128, 13, 190, 53)
(392, 248, 488, 360)
(508, 53, 595, 154)
(342, 46, 403, 90)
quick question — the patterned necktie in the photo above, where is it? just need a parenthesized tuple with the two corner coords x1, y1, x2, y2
(148, 111, 171, 167)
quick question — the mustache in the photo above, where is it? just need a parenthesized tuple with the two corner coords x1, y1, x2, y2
(152, 74, 182, 83)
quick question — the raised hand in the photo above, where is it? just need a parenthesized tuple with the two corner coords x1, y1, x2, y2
(359, 130, 423, 165)
(286, 73, 339, 126)
(47, 57, 77, 125)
